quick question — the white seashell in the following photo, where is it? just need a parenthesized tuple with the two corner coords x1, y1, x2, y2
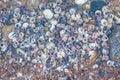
(50, 25, 55, 32)
(54, 6, 61, 14)
(56, 67, 63, 71)
(0, 42, 7, 51)
(62, 34, 68, 42)
(3, 0, 9, 2)
(19, 58, 22, 63)
(46, 42, 55, 49)
(30, 17, 35, 24)
(22, 23, 29, 29)
(30, 0, 36, 5)
(41, 54, 48, 62)
(71, 15, 76, 20)
(92, 64, 98, 69)
(64, 69, 69, 72)
(8, 32, 17, 41)
(115, 16, 120, 24)
(43, 9, 54, 19)
(17, 72, 23, 77)
(14, 8, 20, 13)
(107, 60, 114, 67)
(75, 0, 88, 5)
(69, 8, 76, 15)
(57, 51, 65, 58)
(78, 27, 84, 34)
(27, 57, 31, 61)
(50, 19, 58, 25)
(32, 59, 37, 63)
(101, 19, 108, 26)
(60, 30, 66, 37)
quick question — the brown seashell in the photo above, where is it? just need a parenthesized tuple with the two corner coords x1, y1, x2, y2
(2, 25, 15, 43)
(22, 0, 27, 6)
(89, 19, 96, 24)
(89, 51, 99, 66)
(2, 2, 7, 8)
(84, 3, 90, 10)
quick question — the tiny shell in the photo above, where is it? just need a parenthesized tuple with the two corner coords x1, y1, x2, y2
(95, 10, 102, 17)
(57, 51, 65, 58)
(29, 23, 35, 28)
(84, 3, 90, 10)
(3, 0, 9, 2)
(21, 15, 27, 22)
(102, 34, 108, 42)
(92, 64, 98, 69)
(43, 9, 54, 19)
(75, 0, 88, 5)
(102, 49, 109, 55)
(65, 12, 70, 19)
(50, 19, 58, 25)
(0, 42, 7, 51)
(14, 8, 20, 14)
(107, 60, 114, 67)
(29, 17, 35, 24)
(78, 27, 84, 34)
(71, 15, 76, 20)
(2, 2, 7, 8)
(100, 19, 108, 26)
(22, 23, 29, 29)
(8, 31, 16, 41)
(89, 19, 96, 24)
(102, 6, 109, 12)
(69, 8, 76, 15)
(54, 6, 61, 14)
(17, 72, 23, 77)
(22, 0, 27, 6)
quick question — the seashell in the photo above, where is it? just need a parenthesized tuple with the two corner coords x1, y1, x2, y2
(29, 17, 35, 24)
(17, 72, 23, 77)
(29, 23, 35, 28)
(102, 48, 109, 55)
(107, 60, 114, 67)
(21, 15, 27, 21)
(69, 8, 76, 15)
(10, 18, 18, 23)
(95, 10, 102, 17)
(100, 19, 108, 26)
(43, 9, 54, 19)
(2, 2, 7, 8)
(89, 51, 98, 65)
(8, 31, 16, 41)
(57, 51, 65, 58)
(71, 14, 76, 20)
(102, 34, 108, 42)
(0, 42, 7, 52)
(102, 6, 109, 12)
(14, 8, 20, 14)
(54, 13, 59, 19)
(84, 3, 90, 10)
(50, 19, 58, 26)
(102, 55, 109, 60)
(22, 23, 29, 29)
(46, 42, 55, 49)
(60, 30, 66, 37)
(75, 0, 88, 5)
(92, 64, 98, 69)
(3, 0, 9, 2)
(54, 6, 61, 14)
(78, 27, 84, 34)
